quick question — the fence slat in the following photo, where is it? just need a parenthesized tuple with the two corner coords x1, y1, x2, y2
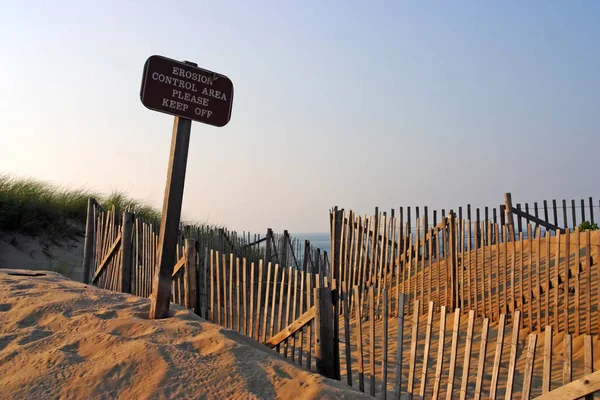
(542, 326, 553, 394)
(459, 310, 475, 400)
(407, 299, 420, 397)
(369, 287, 376, 397)
(474, 318, 490, 400)
(563, 334, 572, 385)
(505, 310, 522, 399)
(521, 333, 538, 400)
(270, 265, 279, 339)
(343, 292, 352, 386)
(228, 254, 234, 330)
(564, 229, 570, 334)
(381, 288, 388, 400)
(394, 293, 405, 399)
(445, 308, 461, 400)
(586, 229, 592, 334)
(433, 306, 447, 400)
(554, 232, 561, 328)
(419, 301, 435, 399)
(255, 260, 264, 342)
(261, 262, 271, 342)
(489, 313, 506, 400)
(575, 229, 581, 336)
(354, 286, 365, 393)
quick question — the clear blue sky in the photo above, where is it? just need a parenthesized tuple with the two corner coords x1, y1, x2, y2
(1, 1, 599, 233)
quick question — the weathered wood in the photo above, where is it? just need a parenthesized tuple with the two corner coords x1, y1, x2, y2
(504, 193, 516, 241)
(381, 289, 388, 399)
(527, 224, 533, 328)
(534, 368, 600, 400)
(505, 310, 522, 399)
(236, 257, 242, 332)
(369, 287, 376, 396)
(149, 115, 193, 319)
(521, 333, 538, 400)
(554, 232, 561, 328)
(511, 206, 564, 233)
(228, 254, 233, 330)
(542, 326, 552, 394)
(563, 334, 572, 385)
(354, 286, 365, 393)
(535, 228, 542, 332)
(407, 299, 420, 397)
(314, 287, 335, 379)
(270, 264, 279, 338)
(222, 253, 228, 329)
(585, 334, 594, 370)
(255, 260, 264, 342)
(298, 267, 305, 365)
(545, 232, 551, 328)
(171, 255, 186, 277)
(474, 318, 490, 400)
(433, 306, 447, 400)
(244, 258, 249, 334)
(586, 229, 592, 334)
(564, 228, 570, 334)
(276, 266, 286, 353)
(394, 293, 405, 398)
(459, 310, 475, 400)
(332, 279, 341, 380)
(489, 313, 506, 400)
(92, 233, 122, 283)
(210, 250, 215, 322)
(265, 306, 316, 348)
(342, 293, 352, 386)
(82, 198, 96, 284)
(306, 272, 313, 370)
(119, 213, 133, 294)
(445, 308, 461, 400)
(584, 335, 594, 400)
(575, 229, 581, 336)
(185, 239, 197, 310)
(419, 301, 435, 399)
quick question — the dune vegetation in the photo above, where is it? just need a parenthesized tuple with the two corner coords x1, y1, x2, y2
(0, 175, 164, 241)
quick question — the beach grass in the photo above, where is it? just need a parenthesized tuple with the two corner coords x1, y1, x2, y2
(0, 175, 166, 240)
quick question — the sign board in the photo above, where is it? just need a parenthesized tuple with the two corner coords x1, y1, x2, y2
(140, 55, 234, 127)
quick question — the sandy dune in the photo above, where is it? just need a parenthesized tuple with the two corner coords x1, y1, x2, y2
(0, 269, 368, 400)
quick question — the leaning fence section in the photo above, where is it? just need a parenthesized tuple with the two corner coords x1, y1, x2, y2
(330, 201, 600, 339)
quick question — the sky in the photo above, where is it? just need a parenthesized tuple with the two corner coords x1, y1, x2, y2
(1, 1, 599, 234)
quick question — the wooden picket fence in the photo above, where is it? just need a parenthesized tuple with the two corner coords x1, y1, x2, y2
(329, 203, 600, 339)
(190, 249, 600, 399)
(82, 195, 600, 398)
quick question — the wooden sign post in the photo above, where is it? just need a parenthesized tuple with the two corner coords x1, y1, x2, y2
(140, 55, 233, 319)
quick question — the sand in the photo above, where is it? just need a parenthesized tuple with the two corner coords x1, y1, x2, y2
(0, 269, 368, 400)
(0, 233, 83, 281)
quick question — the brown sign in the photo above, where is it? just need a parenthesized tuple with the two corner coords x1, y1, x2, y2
(140, 55, 234, 127)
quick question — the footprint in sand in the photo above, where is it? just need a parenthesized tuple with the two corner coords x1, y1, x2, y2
(110, 322, 156, 339)
(17, 329, 52, 345)
(95, 310, 118, 320)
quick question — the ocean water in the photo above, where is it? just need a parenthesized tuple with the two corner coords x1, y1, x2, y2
(294, 232, 331, 254)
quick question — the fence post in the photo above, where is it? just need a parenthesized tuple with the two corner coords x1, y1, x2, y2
(303, 240, 311, 273)
(185, 238, 197, 311)
(331, 208, 343, 284)
(449, 212, 458, 309)
(281, 230, 289, 268)
(82, 197, 96, 284)
(265, 228, 273, 262)
(315, 287, 337, 379)
(504, 193, 516, 242)
(120, 212, 134, 293)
